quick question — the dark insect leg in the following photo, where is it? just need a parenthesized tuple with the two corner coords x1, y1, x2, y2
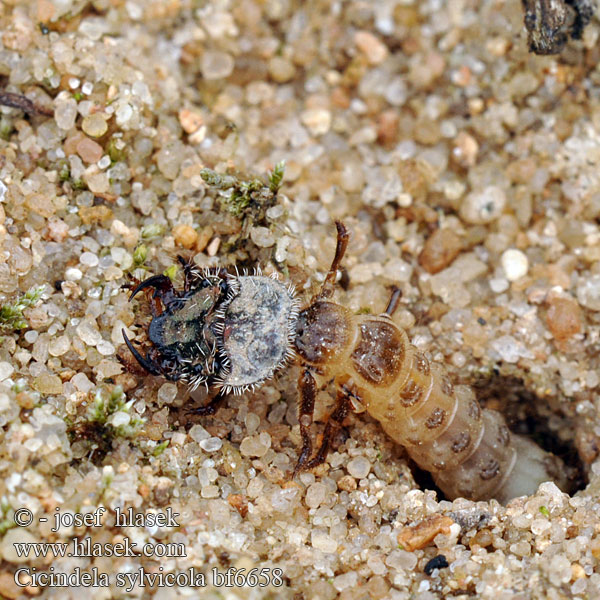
(293, 369, 317, 477)
(122, 330, 161, 375)
(177, 255, 202, 293)
(315, 221, 349, 301)
(302, 387, 351, 471)
(129, 274, 179, 314)
(188, 391, 226, 416)
(384, 285, 402, 316)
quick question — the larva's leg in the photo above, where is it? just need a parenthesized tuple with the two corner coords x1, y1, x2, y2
(294, 369, 317, 476)
(384, 286, 402, 316)
(188, 391, 226, 416)
(315, 221, 349, 301)
(129, 274, 178, 315)
(303, 388, 351, 470)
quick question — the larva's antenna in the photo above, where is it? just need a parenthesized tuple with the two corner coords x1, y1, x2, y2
(384, 286, 402, 317)
(315, 221, 349, 301)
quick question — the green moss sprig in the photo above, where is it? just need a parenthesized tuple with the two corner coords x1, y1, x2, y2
(200, 160, 285, 223)
(0, 285, 46, 331)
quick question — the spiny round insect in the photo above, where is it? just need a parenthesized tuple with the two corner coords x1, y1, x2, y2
(124, 225, 569, 503)
(123, 257, 299, 397)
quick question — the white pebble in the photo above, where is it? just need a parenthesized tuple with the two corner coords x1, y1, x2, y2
(0, 529, 39, 563)
(305, 482, 327, 508)
(333, 571, 357, 592)
(347, 456, 371, 479)
(0, 361, 14, 381)
(300, 108, 332, 136)
(189, 424, 210, 442)
(311, 529, 338, 553)
(501, 249, 529, 281)
(199, 437, 223, 453)
(116, 103, 133, 126)
(65, 267, 83, 281)
(489, 277, 509, 293)
(80, 252, 99, 268)
(76, 320, 103, 346)
(460, 186, 506, 224)
(240, 432, 271, 457)
(96, 340, 115, 356)
(157, 383, 178, 404)
(201, 51, 234, 80)
(24, 330, 38, 343)
(250, 226, 275, 248)
(48, 336, 70, 357)
(71, 372, 94, 393)
(576, 274, 600, 310)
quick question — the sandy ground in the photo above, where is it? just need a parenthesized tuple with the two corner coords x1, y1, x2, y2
(0, 0, 600, 598)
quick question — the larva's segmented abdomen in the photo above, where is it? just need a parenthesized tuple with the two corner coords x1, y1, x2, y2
(335, 314, 566, 502)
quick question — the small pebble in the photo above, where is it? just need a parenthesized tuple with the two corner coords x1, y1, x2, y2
(189, 424, 210, 442)
(178, 108, 203, 134)
(71, 372, 94, 393)
(546, 296, 582, 342)
(173, 224, 198, 249)
(250, 226, 275, 248)
(354, 30, 389, 64)
(419, 229, 462, 274)
(300, 108, 332, 136)
(240, 432, 271, 457)
(200, 437, 223, 453)
(0, 529, 39, 563)
(397, 515, 455, 552)
(501, 249, 529, 281)
(76, 136, 104, 164)
(48, 336, 70, 357)
(76, 320, 103, 346)
(268, 56, 296, 82)
(0, 362, 14, 381)
(311, 530, 338, 553)
(201, 51, 234, 80)
(347, 456, 371, 479)
(81, 113, 108, 137)
(333, 571, 357, 592)
(157, 383, 178, 404)
(489, 277, 509, 293)
(54, 95, 78, 130)
(80, 251, 99, 267)
(337, 475, 357, 491)
(460, 186, 506, 224)
(32, 373, 63, 395)
(577, 274, 600, 310)
(65, 267, 83, 281)
(305, 482, 327, 508)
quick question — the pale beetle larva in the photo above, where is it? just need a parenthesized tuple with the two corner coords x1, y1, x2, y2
(124, 223, 569, 503)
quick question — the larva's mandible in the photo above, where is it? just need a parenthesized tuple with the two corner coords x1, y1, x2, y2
(124, 222, 568, 503)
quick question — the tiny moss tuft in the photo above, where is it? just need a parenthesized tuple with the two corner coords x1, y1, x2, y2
(141, 223, 165, 240)
(153, 440, 170, 456)
(0, 285, 46, 331)
(200, 162, 285, 224)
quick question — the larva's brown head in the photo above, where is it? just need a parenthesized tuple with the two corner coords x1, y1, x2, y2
(294, 301, 352, 366)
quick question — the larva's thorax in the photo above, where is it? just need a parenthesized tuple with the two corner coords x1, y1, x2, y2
(295, 305, 567, 502)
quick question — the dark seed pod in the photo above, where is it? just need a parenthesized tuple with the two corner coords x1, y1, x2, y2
(424, 555, 449, 575)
